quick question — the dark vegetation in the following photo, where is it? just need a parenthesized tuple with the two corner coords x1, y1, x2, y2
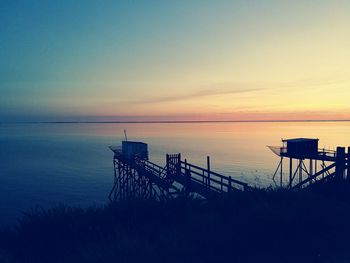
(1, 188, 350, 263)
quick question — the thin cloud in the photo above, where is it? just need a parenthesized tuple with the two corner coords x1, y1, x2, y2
(278, 76, 349, 88)
(131, 75, 348, 105)
(138, 87, 260, 104)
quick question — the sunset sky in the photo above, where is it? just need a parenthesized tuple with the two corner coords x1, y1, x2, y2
(1, 1, 350, 122)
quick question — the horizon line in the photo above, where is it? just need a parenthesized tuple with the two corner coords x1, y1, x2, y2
(2, 119, 350, 124)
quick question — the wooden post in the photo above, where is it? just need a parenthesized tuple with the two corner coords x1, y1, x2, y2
(298, 159, 303, 184)
(335, 147, 345, 180)
(207, 156, 211, 188)
(184, 159, 189, 194)
(280, 157, 283, 187)
(185, 162, 191, 195)
(309, 159, 313, 186)
(166, 154, 169, 177)
(309, 159, 313, 178)
(177, 153, 181, 175)
(289, 158, 292, 189)
(347, 147, 350, 181)
(228, 176, 232, 192)
(315, 159, 317, 175)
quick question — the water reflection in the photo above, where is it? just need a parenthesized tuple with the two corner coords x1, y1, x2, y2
(0, 121, 349, 224)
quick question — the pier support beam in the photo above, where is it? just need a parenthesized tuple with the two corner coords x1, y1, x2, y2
(207, 156, 211, 188)
(228, 176, 232, 192)
(335, 147, 345, 181)
(280, 157, 283, 187)
(347, 147, 350, 181)
(289, 158, 292, 188)
(298, 159, 303, 184)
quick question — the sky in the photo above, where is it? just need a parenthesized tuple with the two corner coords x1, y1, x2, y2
(1, 0, 350, 122)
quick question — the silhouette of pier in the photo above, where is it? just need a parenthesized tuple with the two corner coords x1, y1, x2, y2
(109, 138, 350, 201)
(108, 141, 249, 201)
(269, 138, 350, 189)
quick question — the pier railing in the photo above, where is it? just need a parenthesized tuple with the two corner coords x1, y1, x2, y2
(109, 147, 250, 200)
(270, 145, 350, 190)
(110, 143, 350, 201)
(179, 160, 249, 192)
(270, 146, 337, 161)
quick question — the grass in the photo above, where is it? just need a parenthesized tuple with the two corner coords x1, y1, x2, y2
(1, 188, 350, 263)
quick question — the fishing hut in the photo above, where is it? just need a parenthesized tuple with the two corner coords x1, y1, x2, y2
(269, 138, 350, 189)
(121, 141, 148, 160)
(109, 141, 250, 202)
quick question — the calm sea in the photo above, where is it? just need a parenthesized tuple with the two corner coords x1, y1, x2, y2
(1, 122, 350, 225)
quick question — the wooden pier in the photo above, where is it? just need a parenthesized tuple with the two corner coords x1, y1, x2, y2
(269, 138, 350, 189)
(108, 142, 249, 201)
(109, 138, 350, 202)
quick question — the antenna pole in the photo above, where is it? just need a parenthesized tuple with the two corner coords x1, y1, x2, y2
(124, 129, 128, 141)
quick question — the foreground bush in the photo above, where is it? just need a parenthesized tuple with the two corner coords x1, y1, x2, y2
(1, 189, 350, 263)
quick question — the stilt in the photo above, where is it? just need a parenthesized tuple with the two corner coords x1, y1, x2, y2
(207, 156, 211, 188)
(289, 158, 292, 189)
(347, 147, 350, 181)
(335, 147, 345, 181)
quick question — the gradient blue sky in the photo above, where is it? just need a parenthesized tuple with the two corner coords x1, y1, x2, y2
(1, 0, 350, 121)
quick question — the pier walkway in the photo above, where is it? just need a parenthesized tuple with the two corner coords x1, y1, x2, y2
(108, 146, 249, 201)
